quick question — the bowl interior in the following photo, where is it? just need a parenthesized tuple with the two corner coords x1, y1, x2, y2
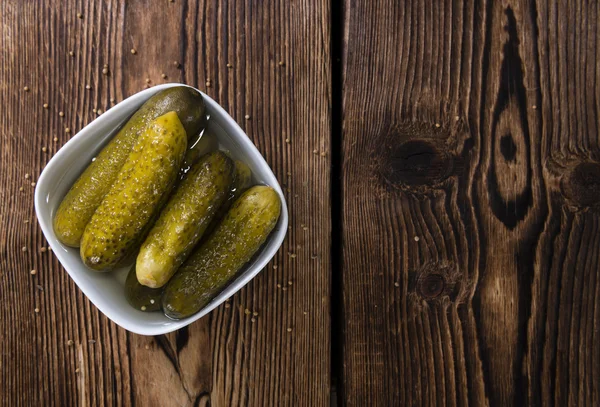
(34, 84, 288, 335)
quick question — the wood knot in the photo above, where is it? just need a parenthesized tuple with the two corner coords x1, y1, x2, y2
(407, 262, 468, 315)
(560, 162, 600, 208)
(376, 138, 454, 191)
(417, 273, 445, 298)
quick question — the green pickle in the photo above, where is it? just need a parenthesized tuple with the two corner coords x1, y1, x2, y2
(136, 151, 235, 288)
(53, 87, 205, 247)
(80, 111, 187, 271)
(162, 185, 281, 319)
(125, 266, 162, 312)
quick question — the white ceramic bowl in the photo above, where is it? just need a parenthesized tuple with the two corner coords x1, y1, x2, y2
(34, 83, 288, 336)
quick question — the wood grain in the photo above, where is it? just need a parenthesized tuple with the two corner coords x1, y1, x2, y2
(0, 1, 331, 406)
(340, 0, 600, 405)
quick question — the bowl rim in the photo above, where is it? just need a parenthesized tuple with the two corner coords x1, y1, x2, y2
(34, 83, 288, 335)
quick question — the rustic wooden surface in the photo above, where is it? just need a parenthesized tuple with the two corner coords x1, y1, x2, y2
(0, 1, 331, 406)
(2, 0, 600, 406)
(340, 0, 600, 406)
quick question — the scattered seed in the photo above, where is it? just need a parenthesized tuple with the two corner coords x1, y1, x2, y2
(23, 86, 29, 92)
(205, 81, 211, 87)
(85, 84, 91, 90)
(253, 311, 258, 316)
(110, 98, 115, 103)
(42, 147, 47, 152)
(532, 105, 537, 110)
(161, 73, 167, 79)
(40, 247, 47, 252)
(455, 115, 460, 121)
(277, 284, 282, 288)
(303, 226, 308, 231)
(43, 103, 48, 109)
(414, 236, 420, 242)
(47, 246, 52, 252)
(92, 108, 97, 113)
(320, 151, 326, 157)
(25, 173, 30, 179)
(141, 306, 146, 311)
(245, 114, 251, 120)
(102, 68, 109, 75)
(30, 269, 36, 275)
(77, 12, 83, 19)
(226, 63, 232, 68)
(150, 299, 155, 304)
(53, 137, 58, 142)
(287, 281, 293, 286)
(59, 111, 64, 117)
(313, 149, 318, 154)
(145, 78, 151, 84)
(272, 265, 278, 269)
(394, 282, 400, 287)
(287, 327, 292, 332)
(131, 48, 137, 55)
(303, 311, 308, 315)
(19, 187, 24, 192)
(285, 138, 290, 143)
(251, 317, 256, 323)
(289, 253, 297, 258)
(145, 344, 150, 350)
(97, 109, 102, 115)
(173, 61, 180, 67)
(75, 368, 80, 373)
(23, 219, 28, 223)
(435, 123, 441, 128)
(67, 340, 74, 346)
(65, 128, 71, 133)
(68, 51, 74, 57)
(22, 246, 27, 252)
(31, 182, 36, 187)
(34, 308, 40, 313)
(103, 64, 109, 68)
(278, 61, 285, 66)
(244, 309, 251, 315)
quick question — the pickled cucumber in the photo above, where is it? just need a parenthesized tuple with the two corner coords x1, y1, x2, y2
(125, 266, 162, 312)
(162, 185, 281, 319)
(80, 112, 188, 271)
(53, 86, 205, 247)
(136, 151, 235, 288)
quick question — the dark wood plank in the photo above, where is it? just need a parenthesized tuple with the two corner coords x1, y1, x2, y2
(0, 1, 331, 406)
(340, 0, 600, 405)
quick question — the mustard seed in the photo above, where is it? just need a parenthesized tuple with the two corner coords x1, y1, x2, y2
(25, 173, 30, 179)
(68, 51, 74, 57)
(53, 137, 58, 142)
(42, 147, 47, 152)
(34, 307, 40, 313)
(77, 12, 83, 19)
(85, 84, 91, 90)
(161, 73, 167, 79)
(43, 103, 48, 109)
(23, 86, 29, 92)
(31, 182, 36, 187)
(245, 114, 250, 120)
(59, 111, 64, 117)
(131, 49, 137, 55)
(65, 128, 71, 133)
(30, 269, 36, 275)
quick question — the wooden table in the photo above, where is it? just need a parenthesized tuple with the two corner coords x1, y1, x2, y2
(2, 1, 599, 405)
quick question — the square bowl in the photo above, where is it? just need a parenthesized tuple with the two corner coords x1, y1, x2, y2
(34, 83, 288, 336)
